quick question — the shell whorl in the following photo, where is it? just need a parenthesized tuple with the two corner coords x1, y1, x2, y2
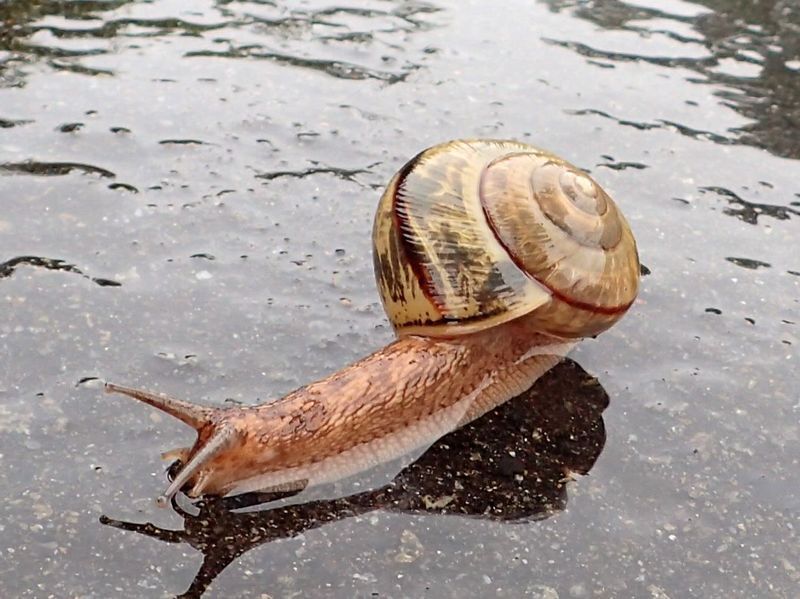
(372, 139, 639, 338)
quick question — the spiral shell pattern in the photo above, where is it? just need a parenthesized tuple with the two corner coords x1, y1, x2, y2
(372, 139, 639, 338)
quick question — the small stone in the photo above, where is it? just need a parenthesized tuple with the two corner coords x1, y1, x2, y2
(421, 494, 454, 509)
(394, 529, 424, 564)
(525, 585, 559, 599)
(569, 583, 587, 597)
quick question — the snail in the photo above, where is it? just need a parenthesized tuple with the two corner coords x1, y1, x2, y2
(104, 139, 639, 507)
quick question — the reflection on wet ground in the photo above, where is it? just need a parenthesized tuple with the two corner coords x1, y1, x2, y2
(1, 0, 798, 596)
(100, 360, 608, 598)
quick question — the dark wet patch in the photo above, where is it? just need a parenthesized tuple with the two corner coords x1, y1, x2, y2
(660, 119, 741, 146)
(47, 60, 114, 76)
(725, 257, 771, 270)
(596, 161, 648, 171)
(57, 122, 84, 132)
(586, 59, 615, 69)
(185, 48, 414, 84)
(159, 139, 209, 145)
(0, 256, 120, 287)
(256, 166, 367, 182)
(108, 182, 138, 193)
(545, 38, 715, 71)
(0, 161, 115, 178)
(0, 256, 84, 279)
(699, 186, 800, 224)
(568, 108, 661, 132)
(0, 117, 33, 128)
(100, 359, 607, 598)
(567, 108, 739, 146)
(18, 44, 107, 59)
(25, 16, 232, 42)
(93, 278, 122, 287)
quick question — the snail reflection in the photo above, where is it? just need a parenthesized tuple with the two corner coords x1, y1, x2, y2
(101, 359, 610, 599)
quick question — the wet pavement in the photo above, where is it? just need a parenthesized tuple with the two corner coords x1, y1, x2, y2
(0, 0, 798, 597)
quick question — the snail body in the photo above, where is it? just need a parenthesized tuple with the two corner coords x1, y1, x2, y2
(105, 139, 639, 506)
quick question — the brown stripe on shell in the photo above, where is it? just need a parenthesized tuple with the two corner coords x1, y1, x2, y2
(547, 286, 636, 316)
(391, 147, 449, 315)
(382, 140, 548, 334)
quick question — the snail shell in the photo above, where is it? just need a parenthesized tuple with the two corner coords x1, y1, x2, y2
(373, 139, 639, 338)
